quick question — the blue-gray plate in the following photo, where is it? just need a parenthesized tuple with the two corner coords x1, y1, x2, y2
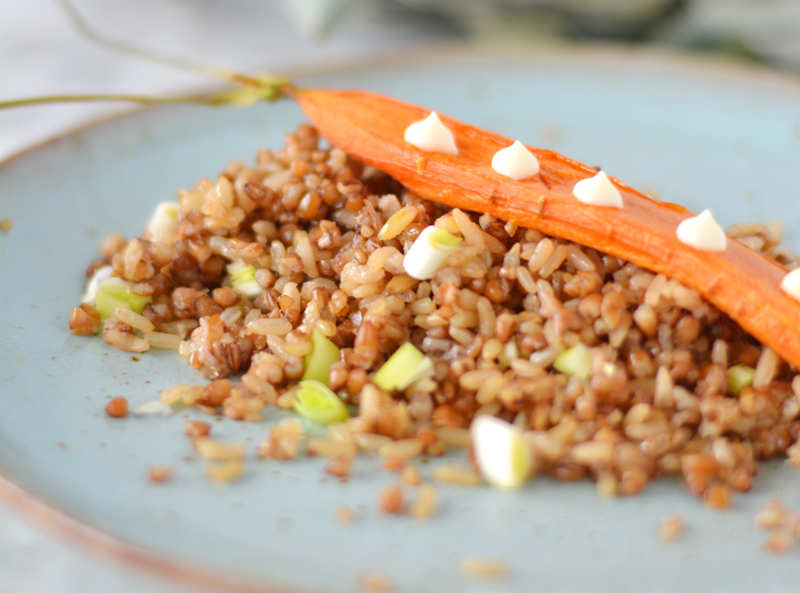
(2, 46, 800, 593)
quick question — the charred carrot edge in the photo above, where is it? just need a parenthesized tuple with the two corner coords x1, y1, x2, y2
(295, 88, 800, 370)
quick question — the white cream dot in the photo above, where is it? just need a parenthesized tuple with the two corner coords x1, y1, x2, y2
(675, 209, 727, 251)
(781, 268, 800, 302)
(403, 112, 457, 155)
(572, 170, 623, 208)
(491, 140, 540, 180)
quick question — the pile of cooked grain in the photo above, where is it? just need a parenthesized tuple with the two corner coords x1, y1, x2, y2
(70, 123, 800, 504)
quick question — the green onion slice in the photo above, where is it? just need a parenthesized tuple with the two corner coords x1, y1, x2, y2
(428, 227, 463, 249)
(302, 329, 340, 385)
(94, 278, 152, 319)
(553, 343, 592, 381)
(471, 415, 532, 489)
(226, 262, 262, 298)
(727, 364, 755, 396)
(373, 342, 434, 391)
(403, 226, 463, 280)
(293, 380, 350, 426)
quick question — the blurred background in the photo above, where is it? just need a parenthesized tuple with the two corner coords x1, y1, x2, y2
(1, 1, 799, 591)
(2, 0, 800, 159)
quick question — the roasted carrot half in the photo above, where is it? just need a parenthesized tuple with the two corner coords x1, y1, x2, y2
(295, 88, 800, 370)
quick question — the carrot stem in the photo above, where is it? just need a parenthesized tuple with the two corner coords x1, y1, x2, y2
(296, 88, 800, 370)
(0, 94, 208, 109)
(0, 81, 291, 110)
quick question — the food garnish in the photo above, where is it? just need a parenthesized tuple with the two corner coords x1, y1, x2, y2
(302, 329, 340, 385)
(293, 380, 350, 426)
(403, 112, 457, 155)
(676, 209, 727, 251)
(471, 415, 532, 489)
(373, 343, 434, 392)
(491, 140, 540, 180)
(572, 170, 623, 208)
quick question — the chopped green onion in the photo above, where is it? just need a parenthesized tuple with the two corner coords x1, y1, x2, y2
(402, 225, 463, 280)
(302, 329, 340, 385)
(553, 343, 592, 381)
(94, 278, 152, 320)
(373, 342, 433, 392)
(293, 380, 350, 426)
(727, 364, 755, 396)
(497, 341, 518, 369)
(428, 227, 463, 248)
(145, 201, 181, 243)
(226, 262, 262, 298)
(82, 265, 113, 304)
(471, 415, 532, 489)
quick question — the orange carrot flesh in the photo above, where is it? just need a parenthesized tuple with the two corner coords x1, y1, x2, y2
(296, 88, 800, 370)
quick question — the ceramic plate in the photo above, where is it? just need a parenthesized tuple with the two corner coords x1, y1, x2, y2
(2, 46, 800, 593)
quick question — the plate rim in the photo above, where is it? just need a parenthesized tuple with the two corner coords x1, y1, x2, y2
(4, 39, 800, 169)
(2, 41, 800, 593)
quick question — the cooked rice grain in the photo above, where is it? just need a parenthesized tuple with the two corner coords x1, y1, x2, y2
(195, 438, 245, 460)
(459, 557, 510, 581)
(114, 307, 155, 333)
(433, 465, 482, 486)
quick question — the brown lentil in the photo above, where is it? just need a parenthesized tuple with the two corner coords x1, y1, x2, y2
(325, 455, 353, 479)
(336, 505, 357, 524)
(704, 484, 732, 510)
(105, 397, 129, 418)
(658, 515, 684, 541)
(185, 420, 211, 438)
(379, 484, 405, 515)
(69, 304, 101, 336)
(358, 572, 394, 593)
(147, 466, 174, 483)
(202, 379, 233, 406)
(382, 456, 406, 473)
(401, 465, 423, 486)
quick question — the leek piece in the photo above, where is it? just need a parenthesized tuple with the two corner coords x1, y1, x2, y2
(403, 226, 463, 280)
(226, 262, 261, 298)
(373, 342, 433, 391)
(553, 343, 592, 381)
(302, 329, 340, 385)
(94, 278, 151, 319)
(146, 201, 180, 243)
(471, 415, 532, 489)
(293, 380, 350, 426)
(428, 227, 463, 248)
(727, 364, 755, 396)
(81, 265, 113, 304)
